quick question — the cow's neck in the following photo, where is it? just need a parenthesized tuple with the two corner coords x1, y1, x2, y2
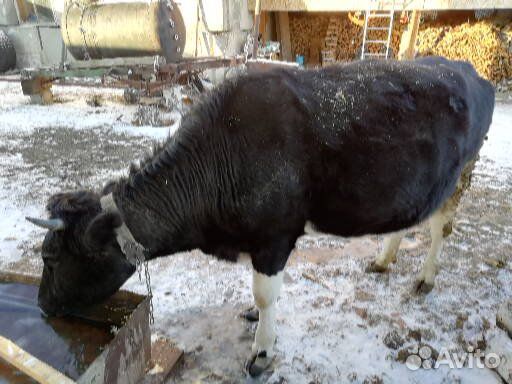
(111, 129, 231, 260)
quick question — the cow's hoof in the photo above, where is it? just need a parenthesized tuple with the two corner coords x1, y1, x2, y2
(240, 307, 259, 322)
(414, 279, 434, 294)
(365, 262, 388, 273)
(245, 351, 273, 377)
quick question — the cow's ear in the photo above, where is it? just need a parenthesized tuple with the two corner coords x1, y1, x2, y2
(85, 212, 122, 250)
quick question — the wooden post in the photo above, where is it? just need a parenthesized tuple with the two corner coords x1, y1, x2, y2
(259, 11, 267, 42)
(14, 0, 30, 22)
(0, 335, 75, 384)
(31, 0, 40, 21)
(252, 0, 262, 58)
(276, 12, 292, 61)
(398, 10, 421, 60)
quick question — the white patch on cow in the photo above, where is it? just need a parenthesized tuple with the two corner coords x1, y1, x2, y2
(251, 270, 283, 357)
(375, 230, 405, 268)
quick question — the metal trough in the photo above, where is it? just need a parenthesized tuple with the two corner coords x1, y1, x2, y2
(0, 271, 152, 384)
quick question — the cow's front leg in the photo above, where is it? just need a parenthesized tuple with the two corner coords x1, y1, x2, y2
(367, 230, 405, 273)
(245, 269, 283, 377)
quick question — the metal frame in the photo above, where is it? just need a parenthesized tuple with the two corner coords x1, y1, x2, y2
(20, 56, 246, 100)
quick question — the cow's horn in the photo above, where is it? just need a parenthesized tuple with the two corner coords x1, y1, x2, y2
(26, 217, 66, 231)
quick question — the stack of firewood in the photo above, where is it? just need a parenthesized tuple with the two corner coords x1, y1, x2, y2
(333, 14, 365, 61)
(289, 13, 405, 64)
(289, 13, 331, 64)
(289, 13, 512, 84)
(322, 17, 342, 65)
(416, 20, 512, 84)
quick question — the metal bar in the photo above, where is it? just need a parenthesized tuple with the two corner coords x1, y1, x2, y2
(366, 40, 388, 44)
(367, 27, 389, 30)
(161, 56, 244, 74)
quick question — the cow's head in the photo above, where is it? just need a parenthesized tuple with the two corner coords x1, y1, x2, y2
(27, 189, 135, 316)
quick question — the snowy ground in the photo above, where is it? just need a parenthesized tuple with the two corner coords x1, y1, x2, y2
(0, 80, 511, 384)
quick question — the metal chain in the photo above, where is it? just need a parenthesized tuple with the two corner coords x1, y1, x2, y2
(137, 251, 154, 324)
(123, 243, 155, 324)
(143, 260, 155, 324)
(102, 194, 155, 324)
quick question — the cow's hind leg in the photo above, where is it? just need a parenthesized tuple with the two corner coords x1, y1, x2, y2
(414, 159, 475, 294)
(245, 268, 283, 376)
(367, 231, 405, 273)
(414, 195, 460, 294)
(414, 210, 449, 293)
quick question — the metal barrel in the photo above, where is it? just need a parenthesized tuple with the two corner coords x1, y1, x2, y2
(61, 1, 185, 62)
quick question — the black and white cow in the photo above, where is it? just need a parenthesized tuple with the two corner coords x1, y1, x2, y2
(27, 57, 494, 376)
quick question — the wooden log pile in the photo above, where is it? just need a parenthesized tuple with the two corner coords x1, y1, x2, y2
(416, 20, 512, 84)
(322, 17, 342, 66)
(289, 13, 405, 65)
(289, 13, 331, 64)
(332, 14, 365, 61)
(289, 12, 512, 85)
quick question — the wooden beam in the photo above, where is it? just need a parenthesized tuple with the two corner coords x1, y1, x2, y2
(252, 0, 262, 58)
(259, 11, 271, 46)
(140, 338, 183, 384)
(14, 0, 30, 22)
(399, 10, 422, 60)
(248, 0, 512, 11)
(276, 12, 292, 62)
(0, 335, 75, 384)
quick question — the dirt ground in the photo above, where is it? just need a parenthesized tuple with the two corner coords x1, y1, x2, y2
(0, 81, 511, 384)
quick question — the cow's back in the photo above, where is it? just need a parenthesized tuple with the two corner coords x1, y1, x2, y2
(291, 58, 495, 236)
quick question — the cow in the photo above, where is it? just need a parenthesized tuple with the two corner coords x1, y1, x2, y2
(26, 57, 494, 376)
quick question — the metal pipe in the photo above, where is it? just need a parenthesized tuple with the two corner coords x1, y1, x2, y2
(61, 1, 185, 62)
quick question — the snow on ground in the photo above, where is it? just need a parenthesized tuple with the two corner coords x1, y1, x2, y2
(0, 81, 179, 264)
(0, 80, 511, 384)
(0, 81, 178, 138)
